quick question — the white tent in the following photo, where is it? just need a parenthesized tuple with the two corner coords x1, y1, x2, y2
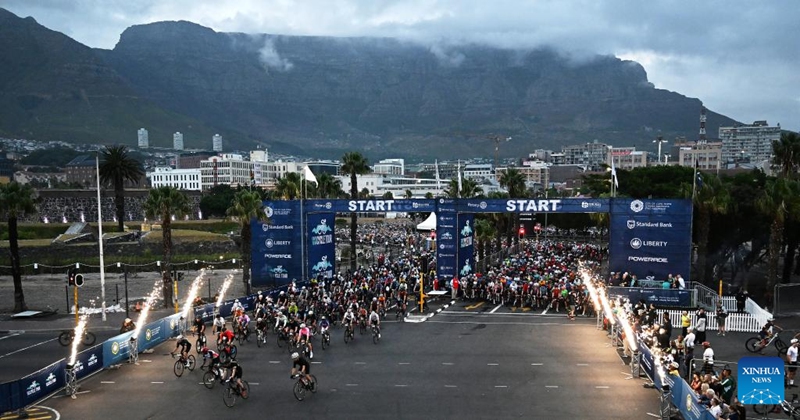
(416, 212, 436, 231)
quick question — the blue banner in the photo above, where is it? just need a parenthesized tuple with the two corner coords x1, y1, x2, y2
(102, 331, 135, 367)
(20, 360, 64, 407)
(252, 200, 302, 286)
(70, 346, 103, 380)
(457, 213, 474, 278)
(307, 212, 336, 280)
(607, 286, 693, 308)
(306, 199, 436, 213)
(457, 198, 609, 213)
(436, 199, 458, 281)
(608, 199, 692, 282)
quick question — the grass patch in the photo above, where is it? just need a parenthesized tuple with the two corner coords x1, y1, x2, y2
(141, 229, 230, 243)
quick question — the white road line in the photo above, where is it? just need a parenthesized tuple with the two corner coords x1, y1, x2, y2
(394, 384, 408, 387)
(444, 385, 457, 388)
(354, 362, 366, 365)
(269, 361, 280, 364)
(0, 332, 21, 341)
(489, 304, 503, 314)
(311, 361, 322, 364)
(398, 362, 411, 365)
(100, 381, 115, 384)
(646, 413, 660, 418)
(577, 363, 589, 366)
(442, 362, 454, 366)
(531, 363, 544, 366)
(151, 381, 164, 384)
(487, 363, 499, 366)
(141, 360, 152, 363)
(494, 385, 508, 388)
(346, 383, 358, 386)
(595, 386, 610, 389)
(0, 337, 57, 360)
(545, 385, 558, 388)
(250, 382, 260, 385)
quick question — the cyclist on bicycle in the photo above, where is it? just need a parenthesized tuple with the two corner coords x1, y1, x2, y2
(120, 318, 136, 333)
(193, 315, 206, 336)
(231, 299, 244, 316)
(171, 335, 192, 366)
(291, 352, 312, 385)
(237, 313, 251, 339)
(759, 318, 782, 349)
(213, 314, 225, 335)
(226, 359, 245, 395)
(275, 309, 288, 332)
(297, 323, 314, 359)
(319, 316, 330, 335)
(358, 306, 368, 326)
(369, 309, 381, 338)
(343, 308, 356, 332)
(201, 346, 222, 375)
(370, 297, 380, 313)
(218, 326, 235, 347)
(256, 317, 268, 334)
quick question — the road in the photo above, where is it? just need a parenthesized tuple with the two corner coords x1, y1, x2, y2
(39, 308, 659, 420)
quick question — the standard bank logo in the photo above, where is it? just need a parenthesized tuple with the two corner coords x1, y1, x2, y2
(738, 357, 784, 404)
(627, 220, 636, 230)
(630, 200, 644, 213)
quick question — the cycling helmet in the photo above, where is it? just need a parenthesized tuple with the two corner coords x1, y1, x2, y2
(201, 346, 209, 353)
(257, 318, 262, 323)
(258, 291, 262, 295)
(280, 291, 285, 296)
(308, 311, 314, 315)
(176, 334, 183, 340)
(291, 352, 300, 360)
(300, 323, 306, 329)
(124, 318, 131, 323)
(373, 297, 378, 302)
(321, 316, 326, 320)
(235, 299, 240, 303)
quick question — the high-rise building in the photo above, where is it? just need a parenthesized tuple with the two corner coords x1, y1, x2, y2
(607, 147, 648, 170)
(212, 134, 223, 152)
(561, 140, 610, 170)
(200, 154, 263, 190)
(137, 128, 149, 149)
(719, 121, 780, 168)
(173, 132, 184, 151)
(373, 159, 404, 175)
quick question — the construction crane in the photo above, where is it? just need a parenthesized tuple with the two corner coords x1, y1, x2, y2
(487, 134, 512, 169)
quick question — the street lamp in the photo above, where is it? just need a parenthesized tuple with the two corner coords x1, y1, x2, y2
(653, 136, 668, 165)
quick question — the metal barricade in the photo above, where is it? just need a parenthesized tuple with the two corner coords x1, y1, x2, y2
(774, 284, 800, 317)
(689, 281, 718, 311)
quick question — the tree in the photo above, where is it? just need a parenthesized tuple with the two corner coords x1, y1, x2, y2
(756, 178, 800, 296)
(772, 132, 800, 179)
(99, 145, 144, 232)
(316, 173, 344, 198)
(227, 190, 268, 294)
(499, 168, 527, 244)
(445, 177, 484, 198)
(0, 182, 37, 312)
(143, 186, 190, 307)
(693, 175, 731, 285)
(382, 191, 394, 199)
(404, 189, 413, 199)
(199, 184, 237, 219)
(474, 218, 495, 273)
(275, 173, 302, 200)
(341, 152, 371, 272)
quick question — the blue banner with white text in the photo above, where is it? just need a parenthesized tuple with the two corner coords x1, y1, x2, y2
(457, 213, 474, 278)
(252, 200, 302, 286)
(306, 199, 436, 213)
(307, 212, 336, 280)
(436, 199, 458, 282)
(607, 286, 693, 308)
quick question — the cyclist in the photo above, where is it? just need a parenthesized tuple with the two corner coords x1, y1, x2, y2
(237, 312, 251, 340)
(343, 308, 356, 333)
(171, 335, 192, 366)
(290, 352, 312, 386)
(370, 297, 380, 313)
(193, 315, 206, 336)
(319, 316, 331, 338)
(297, 323, 314, 359)
(231, 299, 244, 317)
(213, 314, 225, 335)
(758, 318, 782, 351)
(378, 293, 387, 312)
(276, 290, 288, 307)
(368, 309, 381, 338)
(200, 346, 222, 377)
(218, 326, 235, 346)
(225, 359, 246, 395)
(358, 306, 368, 326)
(120, 318, 136, 333)
(256, 317, 269, 336)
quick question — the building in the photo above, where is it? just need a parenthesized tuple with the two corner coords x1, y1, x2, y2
(676, 141, 723, 170)
(498, 160, 550, 190)
(200, 153, 264, 190)
(177, 151, 217, 169)
(147, 167, 202, 191)
(65, 155, 97, 187)
(137, 128, 149, 149)
(463, 163, 494, 181)
(561, 141, 611, 169)
(173, 132, 184, 151)
(719, 121, 780, 168)
(212, 134, 223, 152)
(0, 154, 14, 183)
(372, 159, 404, 176)
(607, 147, 648, 170)
(337, 173, 449, 199)
(306, 161, 340, 176)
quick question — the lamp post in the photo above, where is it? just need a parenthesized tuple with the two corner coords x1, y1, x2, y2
(653, 136, 668, 166)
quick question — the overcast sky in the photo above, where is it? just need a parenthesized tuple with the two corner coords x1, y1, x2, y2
(5, 0, 799, 132)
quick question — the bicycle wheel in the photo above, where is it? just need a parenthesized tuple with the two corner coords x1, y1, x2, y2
(203, 371, 216, 389)
(230, 345, 238, 359)
(309, 375, 317, 393)
(196, 339, 203, 353)
(223, 386, 237, 408)
(753, 404, 776, 415)
(322, 335, 329, 350)
(344, 329, 351, 344)
(82, 332, 96, 346)
(359, 323, 366, 335)
(256, 332, 263, 348)
(187, 355, 196, 371)
(745, 337, 763, 353)
(777, 339, 789, 355)
(293, 381, 306, 401)
(277, 335, 284, 348)
(373, 331, 379, 345)
(238, 332, 245, 346)
(58, 331, 72, 347)
(174, 360, 185, 377)
(240, 381, 250, 399)
(220, 351, 230, 365)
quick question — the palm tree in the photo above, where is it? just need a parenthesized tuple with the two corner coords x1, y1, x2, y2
(227, 190, 268, 294)
(0, 182, 37, 312)
(99, 145, 144, 232)
(474, 218, 495, 273)
(143, 186, 190, 307)
(757, 178, 800, 293)
(499, 168, 527, 244)
(772, 132, 800, 179)
(316, 173, 344, 198)
(693, 175, 731, 284)
(275, 173, 302, 200)
(404, 189, 413, 199)
(445, 178, 484, 198)
(341, 152, 371, 271)
(382, 191, 394, 199)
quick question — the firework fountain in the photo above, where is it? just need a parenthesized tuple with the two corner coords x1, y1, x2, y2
(180, 269, 207, 332)
(129, 280, 163, 365)
(215, 272, 235, 312)
(64, 316, 88, 399)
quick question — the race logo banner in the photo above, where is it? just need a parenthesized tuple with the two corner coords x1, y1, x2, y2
(457, 198, 609, 213)
(457, 213, 474, 277)
(436, 199, 458, 282)
(306, 199, 435, 213)
(608, 199, 692, 281)
(251, 200, 302, 287)
(738, 357, 784, 404)
(307, 212, 335, 280)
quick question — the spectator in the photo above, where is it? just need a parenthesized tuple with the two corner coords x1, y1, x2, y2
(684, 327, 696, 380)
(120, 317, 136, 333)
(676, 274, 686, 289)
(695, 308, 708, 344)
(702, 341, 715, 375)
(690, 372, 703, 394)
(680, 310, 691, 338)
(787, 338, 799, 388)
(716, 302, 728, 336)
(662, 312, 673, 338)
(719, 367, 736, 404)
(735, 288, 748, 313)
(708, 397, 723, 418)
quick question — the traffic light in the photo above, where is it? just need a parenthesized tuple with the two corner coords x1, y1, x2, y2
(67, 269, 84, 287)
(518, 227, 526, 239)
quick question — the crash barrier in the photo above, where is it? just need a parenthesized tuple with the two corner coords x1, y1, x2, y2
(607, 286, 695, 308)
(1, 281, 300, 414)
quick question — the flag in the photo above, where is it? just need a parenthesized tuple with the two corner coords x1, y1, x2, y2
(610, 158, 619, 189)
(457, 160, 463, 198)
(692, 154, 701, 198)
(435, 160, 441, 190)
(303, 165, 317, 184)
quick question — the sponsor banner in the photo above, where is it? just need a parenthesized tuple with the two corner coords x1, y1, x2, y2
(457, 198, 609, 213)
(102, 331, 135, 367)
(307, 212, 336, 280)
(639, 340, 656, 386)
(436, 199, 458, 281)
(612, 198, 694, 216)
(252, 200, 302, 286)
(306, 199, 435, 213)
(670, 373, 716, 420)
(20, 360, 64, 407)
(738, 357, 785, 404)
(0, 380, 23, 413)
(71, 346, 103, 380)
(608, 287, 693, 307)
(457, 214, 474, 277)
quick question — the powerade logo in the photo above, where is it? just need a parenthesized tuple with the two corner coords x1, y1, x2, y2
(46, 372, 57, 387)
(26, 380, 41, 396)
(88, 354, 98, 367)
(738, 357, 784, 404)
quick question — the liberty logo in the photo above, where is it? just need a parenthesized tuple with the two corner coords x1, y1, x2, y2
(312, 256, 333, 272)
(265, 239, 274, 248)
(312, 219, 332, 235)
(630, 238, 642, 249)
(460, 259, 472, 276)
(460, 220, 473, 236)
(738, 356, 784, 404)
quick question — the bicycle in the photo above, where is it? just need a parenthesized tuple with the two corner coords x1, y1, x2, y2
(359, 318, 367, 335)
(344, 323, 355, 344)
(195, 333, 207, 354)
(371, 324, 380, 345)
(237, 325, 251, 345)
(746, 331, 790, 355)
(396, 301, 406, 319)
(202, 363, 225, 389)
(753, 394, 799, 419)
(291, 373, 318, 401)
(256, 326, 269, 348)
(222, 379, 250, 408)
(58, 329, 97, 347)
(276, 330, 293, 351)
(219, 343, 238, 365)
(171, 352, 196, 377)
(321, 329, 331, 350)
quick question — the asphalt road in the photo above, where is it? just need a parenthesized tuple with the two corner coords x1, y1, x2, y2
(39, 309, 660, 420)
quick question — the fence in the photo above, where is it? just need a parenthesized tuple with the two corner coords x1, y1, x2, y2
(660, 309, 761, 334)
(688, 281, 719, 311)
(774, 283, 800, 317)
(745, 297, 773, 326)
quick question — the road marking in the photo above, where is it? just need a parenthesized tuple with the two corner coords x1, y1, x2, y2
(151, 381, 164, 384)
(250, 382, 259, 385)
(489, 304, 502, 314)
(0, 332, 22, 341)
(354, 362, 366, 365)
(445, 385, 457, 388)
(0, 337, 57, 360)
(269, 361, 280, 364)
(141, 360, 152, 363)
(545, 385, 558, 388)
(442, 362, 454, 366)
(646, 413, 660, 418)
(398, 362, 411, 365)
(311, 361, 322, 364)
(595, 386, 609, 389)
(394, 384, 408, 387)
(100, 381, 115, 384)
(531, 363, 544, 366)
(346, 383, 358, 386)
(465, 302, 485, 310)
(494, 385, 508, 388)
(577, 363, 589, 366)
(487, 363, 499, 366)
